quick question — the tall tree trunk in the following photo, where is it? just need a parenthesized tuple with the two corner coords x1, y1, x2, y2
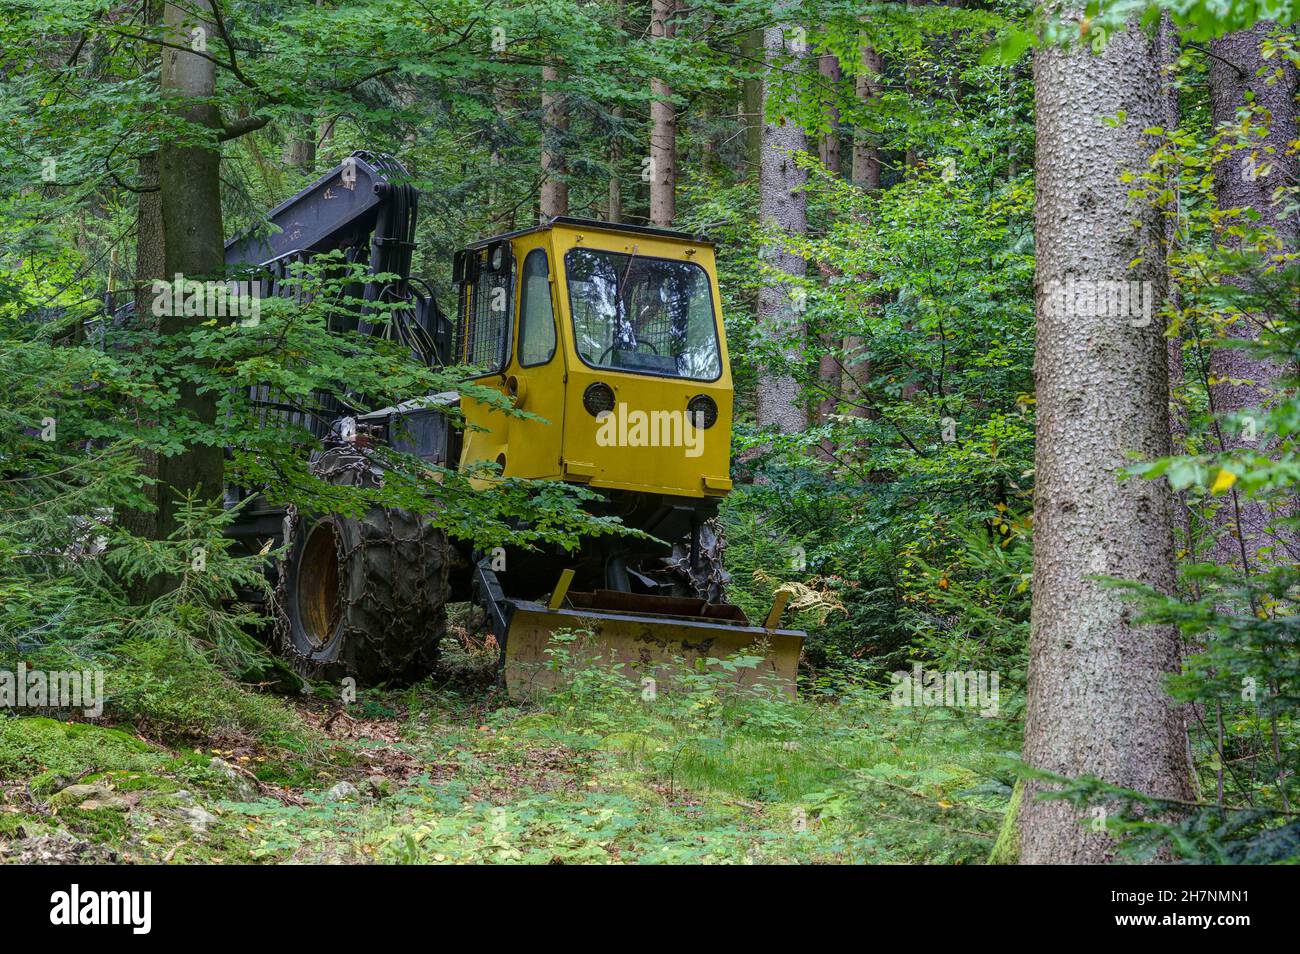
(606, 0, 626, 223)
(309, 0, 331, 165)
(1159, 9, 1201, 797)
(756, 22, 808, 434)
(742, 28, 764, 173)
(1159, 14, 1187, 458)
(134, 153, 165, 341)
(1206, 22, 1300, 573)
(814, 53, 843, 434)
(539, 63, 569, 219)
(903, 0, 926, 170)
(132, 0, 166, 336)
(283, 115, 316, 170)
(817, 53, 842, 175)
(117, 1, 168, 597)
(649, 0, 677, 227)
(843, 41, 883, 420)
(851, 45, 883, 190)
(1021, 15, 1194, 864)
(1158, 14, 1198, 560)
(118, 151, 164, 542)
(155, 0, 226, 542)
(120, 0, 166, 535)
(608, 104, 623, 223)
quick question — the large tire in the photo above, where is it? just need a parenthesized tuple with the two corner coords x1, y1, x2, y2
(275, 451, 451, 685)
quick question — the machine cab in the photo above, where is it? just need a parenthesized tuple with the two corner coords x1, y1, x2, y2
(452, 217, 734, 500)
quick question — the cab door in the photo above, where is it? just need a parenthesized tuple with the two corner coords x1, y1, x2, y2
(454, 240, 514, 480)
(499, 238, 567, 479)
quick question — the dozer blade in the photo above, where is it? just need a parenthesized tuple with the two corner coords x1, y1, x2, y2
(500, 589, 804, 700)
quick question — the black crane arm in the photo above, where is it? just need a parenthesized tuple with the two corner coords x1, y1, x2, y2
(224, 150, 451, 365)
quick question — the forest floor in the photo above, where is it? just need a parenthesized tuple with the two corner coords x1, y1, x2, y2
(0, 666, 1018, 864)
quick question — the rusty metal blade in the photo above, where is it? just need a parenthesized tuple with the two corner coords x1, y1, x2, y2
(501, 598, 804, 700)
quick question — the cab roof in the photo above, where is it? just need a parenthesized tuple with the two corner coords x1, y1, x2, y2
(467, 215, 713, 250)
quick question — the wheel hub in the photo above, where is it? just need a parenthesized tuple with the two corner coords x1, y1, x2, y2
(297, 521, 342, 649)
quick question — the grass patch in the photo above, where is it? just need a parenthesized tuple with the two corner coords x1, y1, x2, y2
(0, 716, 168, 781)
(1, 644, 1017, 865)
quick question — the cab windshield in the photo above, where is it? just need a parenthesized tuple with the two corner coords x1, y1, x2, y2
(565, 247, 722, 380)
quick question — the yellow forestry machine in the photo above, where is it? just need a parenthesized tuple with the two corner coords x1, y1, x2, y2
(221, 153, 804, 695)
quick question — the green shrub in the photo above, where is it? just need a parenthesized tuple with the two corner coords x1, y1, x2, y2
(107, 636, 309, 748)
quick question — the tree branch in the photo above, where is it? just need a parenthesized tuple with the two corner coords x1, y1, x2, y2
(219, 113, 271, 141)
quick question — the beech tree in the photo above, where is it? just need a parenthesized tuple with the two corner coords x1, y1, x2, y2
(116, 1, 168, 597)
(813, 50, 842, 429)
(155, 0, 226, 541)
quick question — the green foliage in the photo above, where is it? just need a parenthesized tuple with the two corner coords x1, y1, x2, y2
(986, 2, 1299, 66)
(721, 481, 910, 673)
(708, 145, 1036, 685)
(905, 519, 1030, 703)
(26, 0, 1296, 867)
(104, 496, 273, 672)
(0, 636, 1012, 863)
(106, 636, 309, 747)
(521, 638, 1013, 862)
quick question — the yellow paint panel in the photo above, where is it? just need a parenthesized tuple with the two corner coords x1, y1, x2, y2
(459, 232, 567, 482)
(458, 222, 734, 502)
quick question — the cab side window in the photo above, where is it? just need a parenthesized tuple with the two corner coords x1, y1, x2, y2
(518, 249, 557, 367)
(457, 245, 514, 374)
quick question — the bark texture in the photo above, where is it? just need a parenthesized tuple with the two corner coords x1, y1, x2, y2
(756, 23, 808, 434)
(1021, 20, 1194, 864)
(843, 41, 883, 419)
(156, 0, 225, 542)
(851, 45, 883, 190)
(649, 0, 677, 227)
(608, 104, 623, 223)
(1158, 14, 1187, 459)
(814, 52, 842, 431)
(540, 63, 569, 219)
(118, 150, 167, 601)
(1159, 10, 1202, 793)
(282, 115, 317, 169)
(742, 28, 764, 171)
(116, 0, 166, 600)
(1207, 22, 1300, 572)
(817, 53, 842, 175)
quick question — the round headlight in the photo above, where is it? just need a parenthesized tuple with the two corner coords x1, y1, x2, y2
(687, 394, 718, 429)
(583, 382, 616, 417)
(489, 242, 507, 272)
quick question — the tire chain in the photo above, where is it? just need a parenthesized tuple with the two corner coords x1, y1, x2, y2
(645, 516, 730, 604)
(275, 439, 451, 682)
